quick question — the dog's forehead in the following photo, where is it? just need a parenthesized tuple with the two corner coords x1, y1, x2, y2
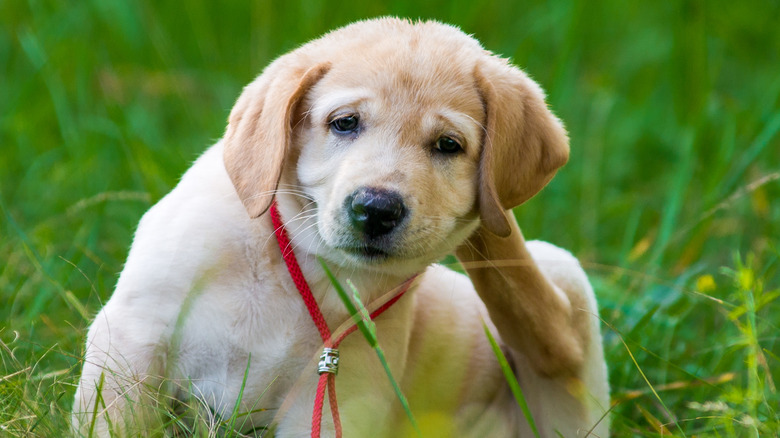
(315, 63, 481, 109)
(304, 20, 485, 106)
(323, 41, 478, 93)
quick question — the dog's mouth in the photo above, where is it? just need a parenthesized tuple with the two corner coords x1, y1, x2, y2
(337, 244, 391, 261)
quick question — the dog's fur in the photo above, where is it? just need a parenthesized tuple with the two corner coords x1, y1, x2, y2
(73, 18, 610, 437)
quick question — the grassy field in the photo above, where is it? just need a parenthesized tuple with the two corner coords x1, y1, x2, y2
(2, 0, 779, 436)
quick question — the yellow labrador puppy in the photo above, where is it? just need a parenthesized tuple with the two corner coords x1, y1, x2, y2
(74, 18, 609, 437)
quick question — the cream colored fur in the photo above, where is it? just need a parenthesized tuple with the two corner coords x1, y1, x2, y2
(73, 18, 610, 437)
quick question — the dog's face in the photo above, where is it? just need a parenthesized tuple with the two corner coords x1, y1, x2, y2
(223, 18, 570, 273)
(293, 54, 485, 270)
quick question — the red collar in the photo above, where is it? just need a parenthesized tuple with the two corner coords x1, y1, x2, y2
(269, 201, 414, 438)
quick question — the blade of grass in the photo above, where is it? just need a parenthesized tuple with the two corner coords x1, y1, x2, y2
(721, 112, 780, 197)
(318, 258, 374, 344)
(482, 321, 541, 438)
(29, 390, 65, 433)
(317, 257, 420, 437)
(88, 371, 106, 437)
(601, 319, 687, 437)
(648, 129, 695, 267)
(347, 279, 374, 336)
(232, 375, 277, 434)
(0, 201, 91, 322)
(224, 353, 251, 434)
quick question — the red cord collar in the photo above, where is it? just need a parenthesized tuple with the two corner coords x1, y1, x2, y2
(269, 201, 414, 438)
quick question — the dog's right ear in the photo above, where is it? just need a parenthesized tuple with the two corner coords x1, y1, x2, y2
(223, 59, 331, 218)
(474, 59, 569, 237)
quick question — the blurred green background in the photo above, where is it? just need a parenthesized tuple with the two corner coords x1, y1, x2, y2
(2, 0, 779, 436)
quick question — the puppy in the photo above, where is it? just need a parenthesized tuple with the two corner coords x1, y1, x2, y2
(74, 18, 610, 437)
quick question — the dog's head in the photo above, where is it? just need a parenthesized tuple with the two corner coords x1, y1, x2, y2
(224, 18, 568, 272)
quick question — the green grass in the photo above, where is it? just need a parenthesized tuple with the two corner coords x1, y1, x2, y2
(2, 0, 779, 436)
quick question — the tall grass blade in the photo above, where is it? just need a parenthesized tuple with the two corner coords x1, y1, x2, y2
(602, 319, 687, 437)
(224, 353, 251, 434)
(649, 129, 695, 267)
(88, 371, 106, 437)
(318, 257, 374, 344)
(482, 322, 541, 438)
(721, 112, 780, 196)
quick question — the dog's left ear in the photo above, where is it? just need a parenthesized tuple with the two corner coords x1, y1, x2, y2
(474, 59, 569, 237)
(223, 58, 331, 218)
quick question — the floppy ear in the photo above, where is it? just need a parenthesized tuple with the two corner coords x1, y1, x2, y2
(223, 59, 331, 218)
(475, 60, 570, 237)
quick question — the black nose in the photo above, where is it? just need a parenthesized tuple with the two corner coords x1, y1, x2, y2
(346, 188, 407, 238)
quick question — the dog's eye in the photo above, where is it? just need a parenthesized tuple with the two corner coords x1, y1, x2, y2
(330, 115, 360, 134)
(434, 136, 462, 154)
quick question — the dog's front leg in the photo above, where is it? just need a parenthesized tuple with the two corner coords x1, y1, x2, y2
(455, 210, 588, 378)
(73, 307, 170, 436)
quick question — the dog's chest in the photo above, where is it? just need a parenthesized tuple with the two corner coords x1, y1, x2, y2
(170, 267, 323, 424)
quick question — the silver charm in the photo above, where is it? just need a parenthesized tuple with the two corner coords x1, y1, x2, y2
(318, 348, 340, 375)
